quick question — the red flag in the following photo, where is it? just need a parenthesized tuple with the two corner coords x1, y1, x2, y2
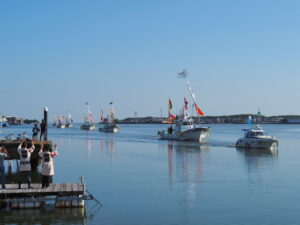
(195, 104, 205, 116)
(168, 112, 176, 124)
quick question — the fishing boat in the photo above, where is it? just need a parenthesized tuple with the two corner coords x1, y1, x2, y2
(56, 116, 66, 129)
(158, 70, 210, 143)
(65, 112, 73, 128)
(80, 102, 96, 130)
(158, 117, 210, 142)
(99, 103, 120, 133)
(236, 116, 278, 149)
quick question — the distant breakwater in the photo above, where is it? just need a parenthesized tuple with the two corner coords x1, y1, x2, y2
(115, 115, 300, 124)
(6, 115, 300, 125)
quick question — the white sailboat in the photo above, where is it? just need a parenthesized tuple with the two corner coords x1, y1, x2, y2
(99, 102, 120, 133)
(80, 102, 96, 130)
(158, 70, 210, 143)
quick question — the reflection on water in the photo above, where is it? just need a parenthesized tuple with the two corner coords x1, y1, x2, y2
(236, 147, 278, 169)
(2, 124, 300, 225)
(0, 208, 86, 225)
(164, 142, 210, 185)
(99, 135, 115, 165)
(236, 147, 278, 192)
(163, 141, 210, 211)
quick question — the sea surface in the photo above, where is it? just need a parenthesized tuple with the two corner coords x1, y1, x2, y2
(0, 123, 300, 225)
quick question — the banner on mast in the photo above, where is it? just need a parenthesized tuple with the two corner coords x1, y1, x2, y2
(195, 104, 205, 116)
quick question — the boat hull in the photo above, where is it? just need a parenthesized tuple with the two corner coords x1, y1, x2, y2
(236, 137, 278, 149)
(56, 124, 66, 129)
(80, 124, 96, 130)
(158, 127, 210, 143)
(99, 125, 120, 133)
(65, 124, 72, 128)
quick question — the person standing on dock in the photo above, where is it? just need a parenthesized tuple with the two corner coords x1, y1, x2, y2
(32, 123, 40, 140)
(0, 146, 7, 189)
(40, 119, 47, 141)
(17, 141, 35, 189)
(39, 143, 58, 188)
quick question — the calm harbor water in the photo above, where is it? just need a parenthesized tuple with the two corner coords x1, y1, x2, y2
(1, 123, 300, 225)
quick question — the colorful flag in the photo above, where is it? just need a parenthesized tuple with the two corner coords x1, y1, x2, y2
(195, 104, 205, 116)
(247, 116, 252, 127)
(168, 112, 176, 124)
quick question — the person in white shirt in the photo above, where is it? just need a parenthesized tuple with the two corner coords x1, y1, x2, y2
(39, 143, 58, 188)
(17, 141, 35, 189)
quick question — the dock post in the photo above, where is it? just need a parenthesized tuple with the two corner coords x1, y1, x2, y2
(44, 107, 48, 141)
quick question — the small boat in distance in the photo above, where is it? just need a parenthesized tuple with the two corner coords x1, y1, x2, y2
(80, 102, 96, 130)
(99, 102, 120, 133)
(56, 116, 66, 129)
(236, 116, 278, 149)
(65, 112, 73, 128)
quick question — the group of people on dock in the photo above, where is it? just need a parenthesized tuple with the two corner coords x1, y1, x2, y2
(0, 141, 58, 189)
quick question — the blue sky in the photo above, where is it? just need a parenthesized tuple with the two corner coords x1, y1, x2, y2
(1, 0, 300, 121)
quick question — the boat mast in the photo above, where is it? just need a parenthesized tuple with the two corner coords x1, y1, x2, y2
(109, 102, 115, 123)
(85, 102, 93, 124)
(178, 69, 205, 122)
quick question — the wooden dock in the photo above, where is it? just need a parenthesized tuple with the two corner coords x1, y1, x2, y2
(0, 183, 88, 209)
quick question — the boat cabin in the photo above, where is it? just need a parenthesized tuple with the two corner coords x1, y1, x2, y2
(242, 128, 265, 138)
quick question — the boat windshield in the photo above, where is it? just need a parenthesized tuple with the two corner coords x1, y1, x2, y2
(246, 131, 264, 137)
(182, 121, 193, 126)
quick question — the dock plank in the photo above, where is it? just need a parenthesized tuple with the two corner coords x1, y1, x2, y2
(0, 183, 84, 198)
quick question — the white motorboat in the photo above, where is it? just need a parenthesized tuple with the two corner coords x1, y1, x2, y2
(99, 123, 120, 133)
(158, 118, 210, 143)
(236, 125, 278, 149)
